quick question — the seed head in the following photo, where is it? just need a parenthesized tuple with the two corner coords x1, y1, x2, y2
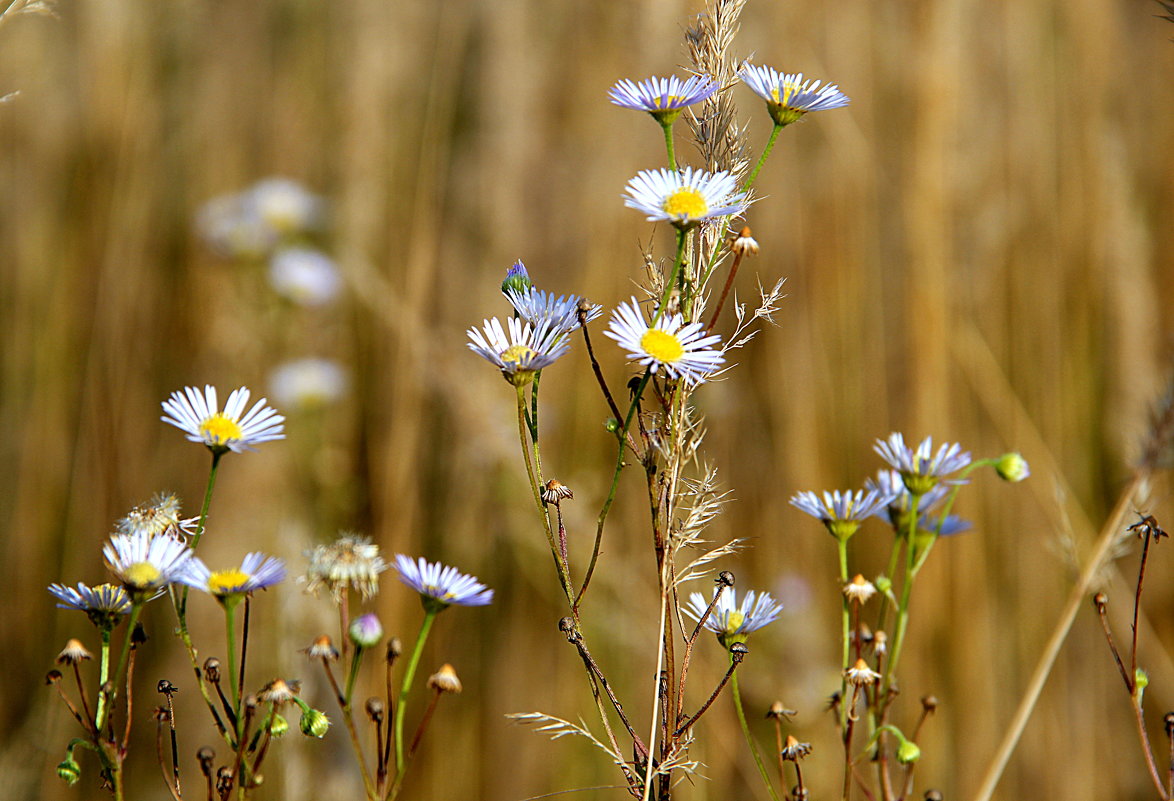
(428, 663, 463, 695)
(57, 639, 94, 666)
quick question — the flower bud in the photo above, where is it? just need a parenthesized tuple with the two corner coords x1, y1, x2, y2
(268, 713, 289, 737)
(995, 452, 1030, 483)
(299, 707, 330, 738)
(348, 613, 383, 649)
(896, 739, 921, 764)
(875, 575, 893, 594)
(501, 260, 532, 296)
(57, 755, 81, 785)
(1135, 668, 1150, 691)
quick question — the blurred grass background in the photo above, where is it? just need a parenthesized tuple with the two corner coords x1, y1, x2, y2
(2, 0, 1174, 799)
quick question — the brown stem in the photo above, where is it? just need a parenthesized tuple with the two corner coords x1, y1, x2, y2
(705, 247, 745, 331)
(1132, 695, 1169, 801)
(674, 654, 741, 737)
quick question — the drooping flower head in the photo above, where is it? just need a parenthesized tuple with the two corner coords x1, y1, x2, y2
(175, 552, 286, 604)
(739, 63, 850, 126)
(623, 167, 749, 230)
(48, 582, 133, 630)
(103, 530, 193, 599)
(302, 533, 388, 601)
(161, 385, 285, 455)
(505, 286, 603, 339)
(608, 74, 718, 124)
(604, 298, 725, 385)
(789, 488, 896, 541)
(874, 433, 971, 496)
(466, 317, 570, 386)
(117, 493, 199, 540)
(685, 587, 782, 647)
(394, 555, 494, 612)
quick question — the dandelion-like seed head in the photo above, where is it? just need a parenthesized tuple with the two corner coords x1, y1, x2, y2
(117, 493, 198, 540)
(103, 531, 192, 598)
(176, 552, 286, 602)
(393, 554, 494, 611)
(56, 639, 94, 666)
(161, 385, 285, 455)
(874, 433, 971, 495)
(603, 298, 725, 386)
(623, 167, 749, 230)
(684, 588, 782, 646)
(844, 574, 877, 604)
(789, 488, 895, 541)
(48, 582, 133, 630)
(467, 317, 570, 386)
(257, 678, 301, 705)
(302, 533, 388, 602)
(739, 63, 850, 126)
(303, 635, 339, 661)
(608, 74, 718, 124)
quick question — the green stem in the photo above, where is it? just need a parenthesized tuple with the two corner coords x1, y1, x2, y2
(881, 495, 920, 696)
(652, 228, 689, 326)
(575, 369, 652, 608)
(345, 646, 365, 706)
(222, 598, 242, 729)
(94, 628, 112, 731)
(743, 122, 783, 191)
(731, 668, 782, 801)
(179, 451, 223, 622)
(661, 120, 677, 172)
(394, 608, 438, 773)
(838, 537, 851, 726)
(103, 603, 143, 730)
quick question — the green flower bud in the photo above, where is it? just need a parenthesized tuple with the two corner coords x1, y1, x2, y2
(896, 739, 921, 764)
(501, 260, 532, 297)
(57, 756, 81, 786)
(268, 712, 289, 737)
(300, 707, 330, 738)
(348, 613, 383, 649)
(995, 453, 1030, 483)
(604, 418, 620, 433)
(1135, 668, 1150, 691)
(875, 575, 893, 594)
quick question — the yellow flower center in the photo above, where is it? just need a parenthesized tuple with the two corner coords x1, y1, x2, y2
(124, 562, 162, 589)
(770, 83, 797, 106)
(662, 188, 708, 221)
(640, 329, 685, 364)
(653, 95, 683, 109)
(208, 569, 251, 596)
(500, 344, 536, 366)
(200, 413, 243, 445)
(725, 610, 745, 634)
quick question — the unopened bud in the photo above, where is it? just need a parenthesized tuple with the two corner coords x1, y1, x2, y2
(45, 670, 63, 685)
(299, 707, 330, 738)
(1092, 593, 1108, 613)
(365, 698, 385, 722)
(995, 452, 1030, 483)
(921, 695, 938, 713)
(348, 613, 383, 649)
(56, 755, 81, 786)
(1135, 668, 1150, 691)
(204, 658, 221, 683)
(268, 713, 289, 737)
(386, 637, 402, 664)
(897, 739, 921, 764)
(716, 571, 735, 588)
(875, 575, 892, 594)
(501, 260, 532, 296)
(924, 791, 943, 801)
(196, 746, 215, 775)
(1165, 712, 1174, 738)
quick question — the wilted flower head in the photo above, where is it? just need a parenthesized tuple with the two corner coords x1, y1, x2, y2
(541, 479, 574, 504)
(269, 358, 349, 411)
(789, 488, 895, 540)
(394, 555, 494, 610)
(268, 247, 342, 306)
(608, 74, 718, 124)
(175, 552, 286, 602)
(257, 678, 301, 705)
(739, 63, 850, 126)
(427, 663, 463, 694)
(302, 533, 388, 601)
(103, 530, 192, 598)
(48, 582, 133, 630)
(845, 658, 881, 687)
(56, 639, 94, 666)
(843, 574, 877, 604)
(624, 166, 749, 229)
(117, 493, 198, 540)
(874, 433, 971, 495)
(303, 635, 339, 661)
(685, 588, 782, 645)
(604, 298, 725, 385)
(467, 317, 570, 386)
(161, 385, 285, 455)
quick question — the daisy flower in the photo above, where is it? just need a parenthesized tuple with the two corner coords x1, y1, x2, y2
(790, 488, 895, 541)
(48, 582, 133, 629)
(623, 167, 749, 229)
(467, 316, 570, 385)
(302, 533, 388, 601)
(604, 298, 724, 385)
(175, 552, 286, 602)
(103, 530, 193, 598)
(394, 555, 494, 610)
(874, 433, 971, 495)
(246, 177, 324, 235)
(505, 286, 602, 338)
(685, 588, 782, 645)
(608, 74, 718, 123)
(739, 63, 850, 126)
(268, 247, 342, 306)
(269, 358, 349, 410)
(161, 385, 285, 455)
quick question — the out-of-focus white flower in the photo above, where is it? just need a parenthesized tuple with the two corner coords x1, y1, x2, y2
(268, 247, 342, 306)
(270, 359, 349, 410)
(247, 178, 324, 234)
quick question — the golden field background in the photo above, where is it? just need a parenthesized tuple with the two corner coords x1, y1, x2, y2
(2, 0, 1174, 799)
